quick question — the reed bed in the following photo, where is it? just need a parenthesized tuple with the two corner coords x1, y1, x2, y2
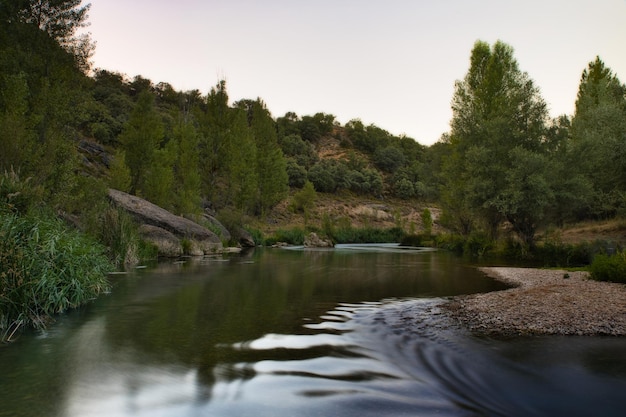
(1, 211, 112, 341)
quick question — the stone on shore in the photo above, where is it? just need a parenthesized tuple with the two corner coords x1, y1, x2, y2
(304, 232, 333, 248)
(444, 267, 626, 336)
(108, 189, 222, 256)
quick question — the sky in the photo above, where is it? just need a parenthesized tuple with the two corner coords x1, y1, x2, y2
(85, 0, 626, 146)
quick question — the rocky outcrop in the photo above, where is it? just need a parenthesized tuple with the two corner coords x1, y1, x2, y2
(237, 227, 256, 247)
(138, 224, 182, 257)
(303, 232, 333, 248)
(107, 189, 222, 256)
(185, 213, 256, 247)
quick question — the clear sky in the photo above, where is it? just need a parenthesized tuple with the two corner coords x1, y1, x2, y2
(85, 0, 626, 146)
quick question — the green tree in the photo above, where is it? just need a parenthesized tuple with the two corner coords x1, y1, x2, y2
(0, 72, 35, 172)
(119, 90, 164, 196)
(443, 40, 550, 246)
(172, 116, 201, 214)
(198, 82, 258, 212)
(247, 99, 288, 214)
(108, 150, 131, 192)
(143, 140, 176, 209)
(227, 108, 258, 213)
(17, 0, 94, 71)
(291, 180, 317, 224)
(570, 57, 626, 217)
(198, 80, 230, 202)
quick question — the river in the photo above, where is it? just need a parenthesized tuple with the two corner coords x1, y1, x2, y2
(1, 244, 625, 416)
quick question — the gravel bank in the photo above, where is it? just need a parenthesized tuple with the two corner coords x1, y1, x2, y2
(444, 267, 626, 336)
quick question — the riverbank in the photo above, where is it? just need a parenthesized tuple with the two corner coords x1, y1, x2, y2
(444, 267, 626, 336)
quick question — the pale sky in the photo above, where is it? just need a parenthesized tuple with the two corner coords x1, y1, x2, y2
(85, 0, 626, 146)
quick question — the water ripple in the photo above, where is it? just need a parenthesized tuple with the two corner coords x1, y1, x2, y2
(219, 298, 626, 417)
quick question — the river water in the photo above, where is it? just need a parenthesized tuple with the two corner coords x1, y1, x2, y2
(1, 244, 625, 416)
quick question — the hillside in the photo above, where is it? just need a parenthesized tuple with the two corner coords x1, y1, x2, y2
(262, 131, 438, 236)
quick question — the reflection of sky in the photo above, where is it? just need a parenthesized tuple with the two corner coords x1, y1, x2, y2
(63, 317, 200, 417)
(283, 243, 438, 254)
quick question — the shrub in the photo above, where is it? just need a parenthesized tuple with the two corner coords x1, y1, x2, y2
(422, 208, 433, 235)
(1, 211, 113, 339)
(266, 228, 306, 246)
(373, 146, 406, 173)
(94, 206, 148, 265)
(286, 159, 308, 188)
(589, 251, 626, 283)
(331, 226, 404, 244)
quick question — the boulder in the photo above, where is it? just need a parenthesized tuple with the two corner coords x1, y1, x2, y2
(237, 227, 256, 247)
(200, 213, 232, 241)
(303, 232, 333, 248)
(108, 189, 223, 256)
(138, 224, 182, 257)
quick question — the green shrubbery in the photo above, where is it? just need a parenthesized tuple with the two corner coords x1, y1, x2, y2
(265, 227, 306, 246)
(589, 251, 626, 283)
(0, 211, 113, 340)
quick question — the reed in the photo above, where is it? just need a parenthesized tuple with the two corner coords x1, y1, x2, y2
(0, 211, 113, 340)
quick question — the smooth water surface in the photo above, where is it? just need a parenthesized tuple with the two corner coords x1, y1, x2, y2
(1, 245, 626, 416)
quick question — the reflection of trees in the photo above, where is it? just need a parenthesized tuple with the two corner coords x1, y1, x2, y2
(101, 249, 503, 395)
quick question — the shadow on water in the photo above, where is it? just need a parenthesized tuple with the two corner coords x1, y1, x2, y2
(1, 245, 626, 416)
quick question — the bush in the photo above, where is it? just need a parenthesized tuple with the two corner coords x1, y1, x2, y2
(373, 146, 406, 173)
(331, 226, 404, 244)
(590, 251, 626, 283)
(266, 228, 306, 246)
(1, 211, 113, 339)
(94, 206, 152, 265)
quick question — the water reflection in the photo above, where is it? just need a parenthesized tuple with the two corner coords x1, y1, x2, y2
(1, 246, 625, 416)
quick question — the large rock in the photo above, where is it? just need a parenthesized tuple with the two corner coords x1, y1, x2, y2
(138, 224, 182, 257)
(303, 232, 333, 248)
(108, 189, 222, 256)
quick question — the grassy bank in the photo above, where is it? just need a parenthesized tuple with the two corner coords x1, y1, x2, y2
(0, 211, 113, 341)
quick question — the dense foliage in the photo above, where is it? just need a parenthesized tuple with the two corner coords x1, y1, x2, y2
(437, 40, 626, 254)
(589, 251, 626, 283)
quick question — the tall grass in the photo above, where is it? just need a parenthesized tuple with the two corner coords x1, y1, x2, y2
(92, 206, 156, 265)
(0, 211, 113, 340)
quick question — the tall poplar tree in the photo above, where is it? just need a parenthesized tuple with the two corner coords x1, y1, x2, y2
(570, 57, 626, 216)
(198, 80, 258, 211)
(119, 90, 164, 196)
(443, 40, 551, 246)
(172, 116, 202, 214)
(246, 99, 288, 215)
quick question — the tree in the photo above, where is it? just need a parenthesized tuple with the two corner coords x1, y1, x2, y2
(0, 72, 35, 172)
(198, 81, 258, 212)
(17, 0, 94, 71)
(247, 99, 288, 214)
(443, 40, 550, 246)
(172, 116, 201, 214)
(570, 57, 626, 217)
(291, 180, 317, 224)
(119, 91, 164, 196)
(108, 150, 131, 192)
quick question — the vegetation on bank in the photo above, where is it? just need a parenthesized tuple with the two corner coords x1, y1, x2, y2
(0, 209, 112, 340)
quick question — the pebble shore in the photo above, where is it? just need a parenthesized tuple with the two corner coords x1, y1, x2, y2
(444, 267, 626, 336)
